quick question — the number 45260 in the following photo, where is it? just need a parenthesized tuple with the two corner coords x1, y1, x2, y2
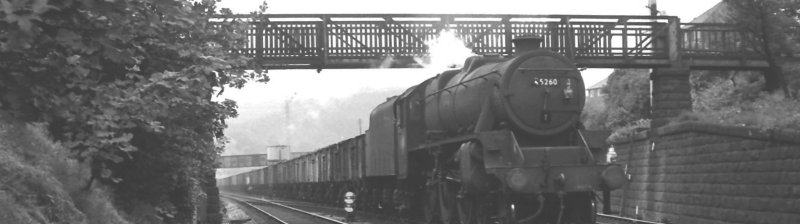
(532, 78, 558, 86)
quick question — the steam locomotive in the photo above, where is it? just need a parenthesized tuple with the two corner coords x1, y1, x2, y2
(218, 36, 628, 224)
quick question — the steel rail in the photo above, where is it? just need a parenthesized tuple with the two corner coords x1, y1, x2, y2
(596, 213, 664, 224)
(223, 195, 289, 224)
(263, 199, 347, 224)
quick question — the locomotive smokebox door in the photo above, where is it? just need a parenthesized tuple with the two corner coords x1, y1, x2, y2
(500, 51, 585, 136)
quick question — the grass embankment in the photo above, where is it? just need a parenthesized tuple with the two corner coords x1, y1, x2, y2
(0, 117, 129, 224)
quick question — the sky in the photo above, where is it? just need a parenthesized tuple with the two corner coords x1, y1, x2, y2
(215, 0, 722, 155)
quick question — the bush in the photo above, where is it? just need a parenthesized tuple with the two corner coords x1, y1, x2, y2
(581, 97, 609, 130)
(785, 62, 800, 98)
(0, 116, 131, 224)
(607, 119, 650, 141)
(592, 65, 800, 138)
(0, 119, 87, 223)
(1, 1, 263, 221)
(691, 74, 800, 131)
(603, 69, 651, 129)
(580, 69, 650, 131)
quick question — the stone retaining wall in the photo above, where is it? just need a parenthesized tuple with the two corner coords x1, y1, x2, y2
(606, 122, 800, 224)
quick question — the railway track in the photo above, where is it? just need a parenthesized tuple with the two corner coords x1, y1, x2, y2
(223, 194, 347, 224)
(596, 213, 665, 224)
(226, 192, 661, 224)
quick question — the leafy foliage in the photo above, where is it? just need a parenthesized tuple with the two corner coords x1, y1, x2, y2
(691, 71, 764, 110)
(601, 69, 651, 129)
(0, 0, 267, 221)
(580, 69, 651, 133)
(607, 119, 650, 142)
(724, 0, 800, 93)
(686, 1, 800, 130)
(0, 119, 89, 224)
(690, 73, 800, 130)
(581, 94, 609, 130)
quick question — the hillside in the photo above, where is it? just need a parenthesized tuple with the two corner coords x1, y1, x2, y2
(0, 116, 129, 224)
(223, 87, 407, 155)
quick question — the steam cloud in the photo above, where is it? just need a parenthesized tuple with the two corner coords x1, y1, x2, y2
(417, 30, 476, 69)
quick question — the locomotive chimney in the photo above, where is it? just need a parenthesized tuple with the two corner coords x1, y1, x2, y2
(512, 35, 544, 55)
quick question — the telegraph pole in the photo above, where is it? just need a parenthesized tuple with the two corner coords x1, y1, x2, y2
(647, 0, 658, 110)
(647, 0, 658, 16)
(285, 93, 296, 151)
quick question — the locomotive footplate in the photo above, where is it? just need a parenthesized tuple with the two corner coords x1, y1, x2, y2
(495, 164, 627, 194)
(470, 130, 628, 194)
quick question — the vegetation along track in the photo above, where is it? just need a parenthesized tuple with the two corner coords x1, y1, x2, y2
(223, 194, 347, 224)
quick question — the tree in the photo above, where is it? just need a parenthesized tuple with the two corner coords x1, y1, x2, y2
(725, 0, 800, 94)
(602, 69, 651, 129)
(1, 0, 267, 222)
(581, 96, 609, 130)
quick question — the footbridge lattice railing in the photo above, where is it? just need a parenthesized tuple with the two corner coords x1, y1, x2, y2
(212, 14, 766, 70)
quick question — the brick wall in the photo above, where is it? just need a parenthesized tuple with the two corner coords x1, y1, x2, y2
(650, 68, 692, 127)
(606, 122, 800, 224)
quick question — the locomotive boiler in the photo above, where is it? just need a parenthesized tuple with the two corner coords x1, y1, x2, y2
(219, 36, 627, 224)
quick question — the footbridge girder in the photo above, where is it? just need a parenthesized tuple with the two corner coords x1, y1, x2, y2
(213, 14, 768, 70)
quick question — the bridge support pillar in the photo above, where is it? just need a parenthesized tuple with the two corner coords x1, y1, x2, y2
(650, 67, 692, 128)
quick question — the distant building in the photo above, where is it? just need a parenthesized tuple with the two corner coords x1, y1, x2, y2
(291, 151, 310, 159)
(266, 145, 291, 161)
(586, 77, 607, 98)
(688, 1, 731, 23)
(217, 154, 269, 168)
(684, 2, 756, 53)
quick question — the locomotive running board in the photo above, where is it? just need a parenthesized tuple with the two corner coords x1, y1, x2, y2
(412, 133, 479, 151)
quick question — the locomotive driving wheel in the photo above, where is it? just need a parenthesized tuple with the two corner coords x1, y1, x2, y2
(422, 171, 461, 224)
(456, 192, 489, 224)
(562, 192, 596, 224)
(422, 173, 441, 224)
(439, 175, 459, 224)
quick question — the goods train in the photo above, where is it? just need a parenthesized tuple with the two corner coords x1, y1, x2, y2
(219, 36, 628, 224)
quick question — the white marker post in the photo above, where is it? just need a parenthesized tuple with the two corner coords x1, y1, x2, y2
(344, 191, 356, 222)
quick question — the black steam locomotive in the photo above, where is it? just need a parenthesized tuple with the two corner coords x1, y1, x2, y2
(219, 36, 627, 224)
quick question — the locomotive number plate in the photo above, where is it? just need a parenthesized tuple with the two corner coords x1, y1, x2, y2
(531, 78, 558, 87)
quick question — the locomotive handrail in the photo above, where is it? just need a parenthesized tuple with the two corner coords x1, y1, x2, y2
(577, 129, 596, 163)
(423, 72, 502, 99)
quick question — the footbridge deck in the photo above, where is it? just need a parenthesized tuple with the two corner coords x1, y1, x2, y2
(214, 14, 768, 70)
